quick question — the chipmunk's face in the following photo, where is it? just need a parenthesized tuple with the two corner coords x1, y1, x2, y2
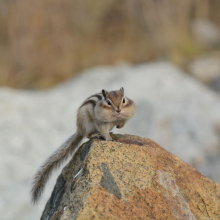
(102, 87, 128, 117)
(95, 87, 136, 122)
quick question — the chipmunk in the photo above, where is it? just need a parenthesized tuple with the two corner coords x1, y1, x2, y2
(31, 87, 136, 204)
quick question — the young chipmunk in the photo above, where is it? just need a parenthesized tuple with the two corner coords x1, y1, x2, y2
(31, 87, 136, 204)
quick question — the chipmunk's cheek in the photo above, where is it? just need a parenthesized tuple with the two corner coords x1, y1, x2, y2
(118, 110, 124, 116)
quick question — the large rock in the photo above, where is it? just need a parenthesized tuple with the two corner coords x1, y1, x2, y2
(191, 19, 220, 48)
(41, 134, 220, 220)
(1, 61, 220, 219)
(188, 52, 220, 86)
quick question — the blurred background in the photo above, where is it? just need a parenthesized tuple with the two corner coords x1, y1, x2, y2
(0, 0, 220, 219)
(1, 0, 220, 89)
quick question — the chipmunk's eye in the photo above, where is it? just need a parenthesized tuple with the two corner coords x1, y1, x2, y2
(107, 100, 111, 105)
(123, 98, 125, 103)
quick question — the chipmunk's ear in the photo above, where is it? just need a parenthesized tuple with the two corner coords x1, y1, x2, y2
(120, 87, 124, 94)
(102, 89, 108, 99)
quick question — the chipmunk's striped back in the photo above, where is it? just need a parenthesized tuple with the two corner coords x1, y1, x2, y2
(80, 93, 103, 108)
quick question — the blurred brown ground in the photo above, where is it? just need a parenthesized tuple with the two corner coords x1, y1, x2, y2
(0, 0, 220, 89)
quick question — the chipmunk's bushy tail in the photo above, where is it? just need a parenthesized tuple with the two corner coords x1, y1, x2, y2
(31, 132, 83, 204)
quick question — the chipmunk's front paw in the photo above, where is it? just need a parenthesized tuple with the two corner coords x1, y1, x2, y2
(116, 121, 126, 129)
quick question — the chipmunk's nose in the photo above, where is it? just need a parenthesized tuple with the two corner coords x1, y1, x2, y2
(116, 109, 121, 113)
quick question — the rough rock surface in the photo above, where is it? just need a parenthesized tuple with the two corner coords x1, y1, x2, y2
(41, 134, 220, 220)
(1, 61, 220, 219)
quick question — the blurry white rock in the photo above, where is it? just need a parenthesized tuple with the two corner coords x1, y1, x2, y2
(211, 76, 220, 92)
(191, 19, 220, 47)
(0, 61, 220, 220)
(188, 53, 220, 84)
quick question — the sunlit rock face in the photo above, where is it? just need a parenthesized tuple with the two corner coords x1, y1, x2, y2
(41, 134, 220, 220)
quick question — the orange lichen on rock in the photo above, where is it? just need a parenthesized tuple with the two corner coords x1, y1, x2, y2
(41, 134, 220, 220)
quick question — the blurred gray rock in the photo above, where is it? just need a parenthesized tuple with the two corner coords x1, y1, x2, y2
(1, 61, 220, 220)
(188, 53, 220, 84)
(191, 19, 220, 47)
(211, 76, 220, 92)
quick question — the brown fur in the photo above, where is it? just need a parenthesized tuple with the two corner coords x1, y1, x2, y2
(31, 87, 136, 204)
(107, 91, 124, 108)
(124, 98, 133, 107)
(99, 102, 111, 109)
